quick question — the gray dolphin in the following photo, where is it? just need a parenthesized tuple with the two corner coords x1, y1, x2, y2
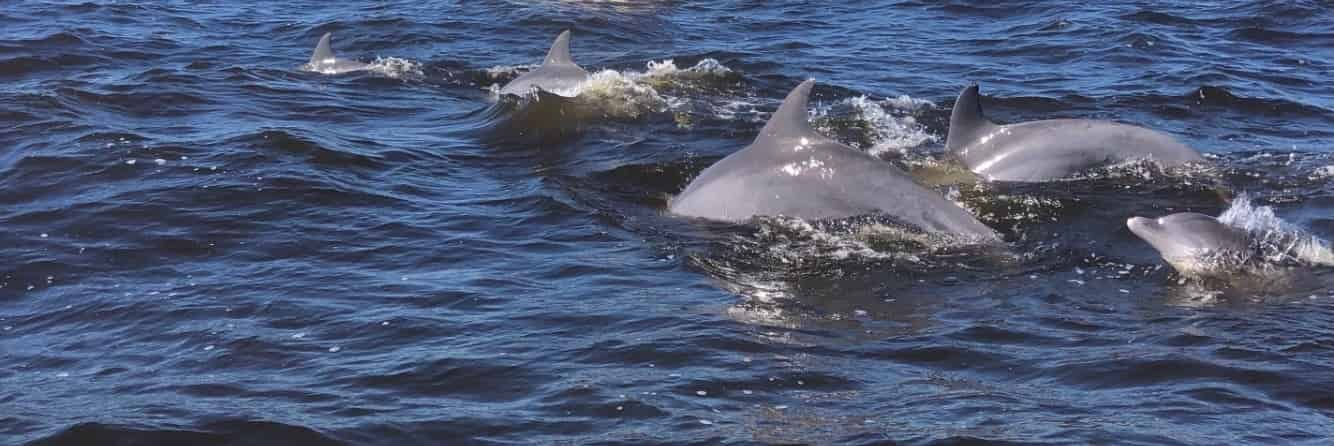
(945, 84, 1205, 182)
(1127, 212, 1250, 276)
(498, 30, 591, 97)
(670, 80, 998, 242)
(303, 32, 372, 74)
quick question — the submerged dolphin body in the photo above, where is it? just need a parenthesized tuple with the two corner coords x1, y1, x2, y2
(670, 80, 998, 242)
(945, 85, 1205, 182)
(303, 32, 372, 74)
(498, 30, 591, 97)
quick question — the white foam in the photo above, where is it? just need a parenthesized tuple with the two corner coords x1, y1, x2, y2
(1217, 193, 1334, 266)
(1311, 165, 1334, 179)
(810, 95, 936, 157)
(368, 57, 423, 79)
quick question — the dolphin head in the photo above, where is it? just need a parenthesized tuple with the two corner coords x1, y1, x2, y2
(1127, 212, 1250, 276)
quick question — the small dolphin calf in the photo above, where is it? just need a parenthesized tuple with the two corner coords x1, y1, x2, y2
(945, 84, 1205, 182)
(1128, 202, 1334, 278)
(1127, 213, 1250, 277)
(303, 32, 372, 74)
(671, 80, 998, 242)
(498, 30, 591, 97)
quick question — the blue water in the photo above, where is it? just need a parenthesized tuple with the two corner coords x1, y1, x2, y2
(4, 1, 1334, 444)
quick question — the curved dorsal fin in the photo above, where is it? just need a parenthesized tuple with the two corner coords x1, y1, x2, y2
(758, 79, 817, 141)
(543, 30, 574, 65)
(945, 84, 997, 154)
(310, 32, 335, 64)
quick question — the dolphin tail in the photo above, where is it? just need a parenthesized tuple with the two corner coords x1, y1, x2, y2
(757, 79, 817, 140)
(544, 30, 575, 65)
(310, 32, 335, 65)
(945, 84, 997, 155)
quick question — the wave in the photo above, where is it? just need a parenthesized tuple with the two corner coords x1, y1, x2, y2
(27, 420, 345, 446)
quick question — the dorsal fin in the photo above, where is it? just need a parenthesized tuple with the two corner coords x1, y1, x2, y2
(310, 32, 335, 64)
(543, 30, 575, 65)
(945, 84, 997, 154)
(757, 79, 817, 140)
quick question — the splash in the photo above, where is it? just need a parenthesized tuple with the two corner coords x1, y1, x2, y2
(1311, 165, 1334, 179)
(559, 69, 674, 119)
(811, 95, 936, 157)
(486, 58, 734, 119)
(367, 57, 424, 79)
(1062, 158, 1219, 183)
(1217, 193, 1334, 266)
(300, 57, 424, 79)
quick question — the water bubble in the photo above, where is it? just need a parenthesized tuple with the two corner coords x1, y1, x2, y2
(695, 390, 707, 396)
(154, 158, 166, 165)
(699, 420, 714, 426)
(203, 345, 214, 351)
(328, 346, 341, 353)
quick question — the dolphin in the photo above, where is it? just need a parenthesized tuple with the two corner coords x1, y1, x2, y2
(302, 32, 372, 74)
(1127, 212, 1250, 277)
(945, 84, 1206, 182)
(670, 80, 998, 242)
(498, 30, 591, 97)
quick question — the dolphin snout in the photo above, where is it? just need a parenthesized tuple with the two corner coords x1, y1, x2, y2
(1126, 216, 1153, 235)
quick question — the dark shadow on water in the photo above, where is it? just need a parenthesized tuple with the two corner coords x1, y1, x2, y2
(465, 91, 588, 148)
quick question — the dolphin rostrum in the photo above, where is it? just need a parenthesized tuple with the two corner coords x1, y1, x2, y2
(945, 84, 1205, 182)
(498, 30, 591, 97)
(671, 80, 998, 242)
(303, 32, 372, 74)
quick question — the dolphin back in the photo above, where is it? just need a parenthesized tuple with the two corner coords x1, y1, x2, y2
(672, 80, 998, 242)
(497, 30, 591, 97)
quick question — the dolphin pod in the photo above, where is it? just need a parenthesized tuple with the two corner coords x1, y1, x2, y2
(670, 80, 998, 242)
(946, 84, 1206, 182)
(300, 28, 1319, 277)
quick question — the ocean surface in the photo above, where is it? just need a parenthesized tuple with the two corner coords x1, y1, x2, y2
(4, 1, 1334, 444)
